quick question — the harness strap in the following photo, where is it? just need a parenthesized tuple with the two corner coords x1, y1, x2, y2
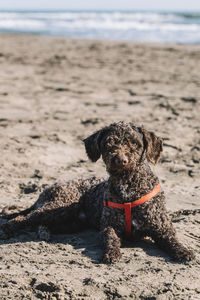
(124, 203, 132, 234)
(103, 184, 160, 236)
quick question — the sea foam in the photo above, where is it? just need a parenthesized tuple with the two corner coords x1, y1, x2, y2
(0, 10, 199, 43)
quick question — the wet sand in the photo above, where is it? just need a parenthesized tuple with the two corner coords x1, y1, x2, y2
(0, 34, 200, 299)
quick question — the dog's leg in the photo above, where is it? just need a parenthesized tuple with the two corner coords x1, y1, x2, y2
(0, 207, 49, 239)
(150, 221, 195, 262)
(0, 202, 81, 239)
(100, 226, 122, 264)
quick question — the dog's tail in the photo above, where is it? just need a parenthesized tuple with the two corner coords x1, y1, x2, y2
(0, 204, 35, 220)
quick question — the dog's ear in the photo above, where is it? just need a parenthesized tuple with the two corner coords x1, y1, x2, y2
(83, 128, 108, 162)
(138, 127, 163, 164)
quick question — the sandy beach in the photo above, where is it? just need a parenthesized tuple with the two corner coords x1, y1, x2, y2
(0, 33, 200, 299)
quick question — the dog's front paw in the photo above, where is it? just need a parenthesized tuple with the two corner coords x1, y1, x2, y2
(102, 248, 122, 264)
(173, 247, 195, 262)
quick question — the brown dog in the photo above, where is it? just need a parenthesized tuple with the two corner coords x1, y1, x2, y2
(0, 121, 195, 263)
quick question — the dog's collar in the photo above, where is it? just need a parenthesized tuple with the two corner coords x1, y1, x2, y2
(103, 184, 161, 237)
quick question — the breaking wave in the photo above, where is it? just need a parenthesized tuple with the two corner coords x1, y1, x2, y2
(0, 10, 200, 43)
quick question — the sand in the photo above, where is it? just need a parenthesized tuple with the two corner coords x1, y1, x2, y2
(0, 33, 199, 299)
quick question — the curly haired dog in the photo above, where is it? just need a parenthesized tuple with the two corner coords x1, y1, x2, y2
(0, 121, 195, 263)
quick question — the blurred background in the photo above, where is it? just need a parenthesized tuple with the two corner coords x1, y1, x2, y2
(0, 0, 200, 43)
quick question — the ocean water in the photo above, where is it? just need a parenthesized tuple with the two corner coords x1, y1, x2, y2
(0, 10, 200, 43)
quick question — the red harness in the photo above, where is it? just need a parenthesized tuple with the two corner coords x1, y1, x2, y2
(103, 184, 161, 236)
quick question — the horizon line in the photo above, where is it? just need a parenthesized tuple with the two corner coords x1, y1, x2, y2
(0, 8, 200, 13)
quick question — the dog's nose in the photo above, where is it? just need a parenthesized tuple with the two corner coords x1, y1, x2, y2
(114, 154, 129, 166)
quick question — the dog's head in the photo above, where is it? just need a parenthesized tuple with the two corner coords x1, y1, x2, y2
(84, 121, 163, 175)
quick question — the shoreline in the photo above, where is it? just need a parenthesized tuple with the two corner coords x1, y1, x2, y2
(2, 31, 200, 46)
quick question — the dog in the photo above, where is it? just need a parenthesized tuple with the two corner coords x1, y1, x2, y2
(0, 121, 195, 263)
